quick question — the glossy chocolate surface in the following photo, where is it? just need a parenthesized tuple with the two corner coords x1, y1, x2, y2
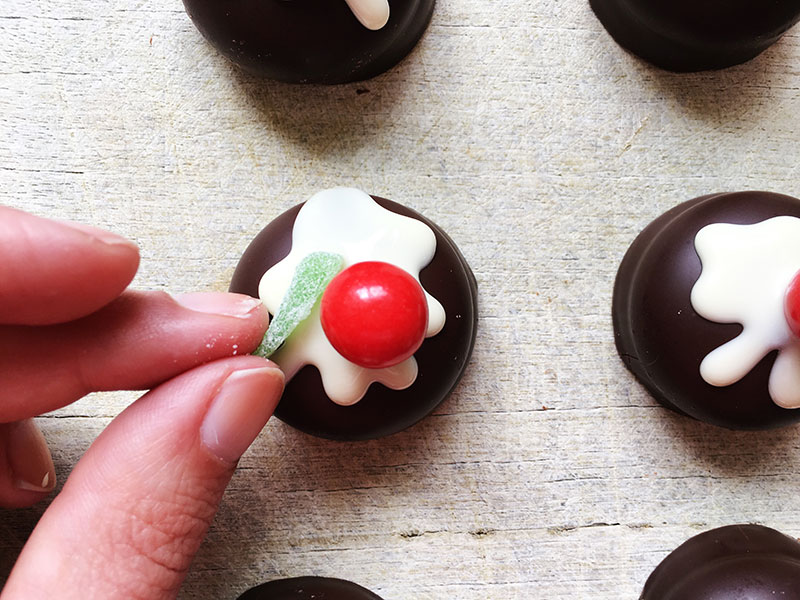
(182, 0, 435, 83)
(590, 0, 800, 71)
(612, 191, 800, 430)
(237, 577, 384, 600)
(641, 525, 800, 599)
(230, 196, 477, 440)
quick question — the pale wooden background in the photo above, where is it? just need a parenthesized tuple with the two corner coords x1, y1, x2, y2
(3, 1, 800, 598)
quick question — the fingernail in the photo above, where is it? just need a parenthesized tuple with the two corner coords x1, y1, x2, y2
(58, 219, 139, 250)
(200, 366, 285, 463)
(175, 292, 263, 319)
(8, 420, 56, 493)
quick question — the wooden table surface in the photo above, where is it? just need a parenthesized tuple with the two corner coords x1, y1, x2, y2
(3, 1, 800, 598)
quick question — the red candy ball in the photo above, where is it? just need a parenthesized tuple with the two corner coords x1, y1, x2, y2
(786, 270, 800, 338)
(320, 261, 429, 369)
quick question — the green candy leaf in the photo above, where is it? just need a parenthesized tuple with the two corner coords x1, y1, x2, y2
(254, 251, 344, 358)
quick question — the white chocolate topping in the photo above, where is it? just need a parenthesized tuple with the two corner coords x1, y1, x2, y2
(344, 0, 390, 30)
(259, 188, 445, 405)
(691, 216, 800, 408)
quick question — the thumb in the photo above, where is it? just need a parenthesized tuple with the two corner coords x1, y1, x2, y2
(1, 356, 284, 600)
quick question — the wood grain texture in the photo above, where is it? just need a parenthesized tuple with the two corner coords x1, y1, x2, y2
(3, 0, 800, 598)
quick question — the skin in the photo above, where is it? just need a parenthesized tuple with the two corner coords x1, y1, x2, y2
(0, 206, 285, 598)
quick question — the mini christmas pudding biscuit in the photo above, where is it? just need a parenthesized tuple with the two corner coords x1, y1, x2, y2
(181, 0, 435, 84)
(612, 191, 800, 430)
(640, 525, 800, 599)
(237, 576, 384, 599)
(590, 0, 800, 72)
(230, 188, 477, 440)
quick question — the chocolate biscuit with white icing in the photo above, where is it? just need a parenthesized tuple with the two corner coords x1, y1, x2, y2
(612, 191, 800, 430)
(181, 0, 435, 83)
(230, 188, 477, 440)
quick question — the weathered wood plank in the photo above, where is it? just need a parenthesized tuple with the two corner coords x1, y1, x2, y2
(2, 0, 800, 598)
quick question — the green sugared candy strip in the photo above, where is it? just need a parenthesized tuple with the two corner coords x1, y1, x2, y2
(255, 251, 344, 358)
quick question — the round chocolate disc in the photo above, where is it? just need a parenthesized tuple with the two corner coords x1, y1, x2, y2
(237, 577, 384, 600)
(612, 191, 800, 430)
(641, 525, 800, 599)
(590, 0, 800, 71)
(182, 0, 435, 84)
(230, 196, 478, 440)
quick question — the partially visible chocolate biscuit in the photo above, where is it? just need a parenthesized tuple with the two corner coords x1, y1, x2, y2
(641, 525, 800, 599)
(237, 577, 384, 600)
(182, 0, 435, 83)
(590, 0, 800, 71)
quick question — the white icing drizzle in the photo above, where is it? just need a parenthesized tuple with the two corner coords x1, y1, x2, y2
(344, 0, 390, 30)
(691, 216, 800, 408)
(259, 188, 445, 406)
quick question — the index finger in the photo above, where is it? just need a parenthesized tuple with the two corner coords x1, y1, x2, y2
(0, 207, 140, 325)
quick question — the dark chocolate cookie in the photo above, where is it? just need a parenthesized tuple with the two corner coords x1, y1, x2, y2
(613, 191, 800, 429)
(590, 0, 800, 71)
(641, 525, 800, 599)
(237, 577, 384, 600)
(230, 190, 477, 440)
(182, 0, 435, 83)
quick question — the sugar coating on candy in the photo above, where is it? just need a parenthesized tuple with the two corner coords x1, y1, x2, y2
(255, 251, 343, 358)
(691, 216, 800, 408)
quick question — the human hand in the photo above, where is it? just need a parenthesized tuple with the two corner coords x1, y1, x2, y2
(0, 207, 284, 598)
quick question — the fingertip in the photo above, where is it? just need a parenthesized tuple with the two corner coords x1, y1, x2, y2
(174, 291, 267, 322)
(3, 357, 285, 597)
(171, 291, 270, 355)
(0, 292, 273, 423)
(0, 207, 140, 325)
(56, 219, 140, 253)
(0, 420, 56, 509)
(200, 364, 285, 464)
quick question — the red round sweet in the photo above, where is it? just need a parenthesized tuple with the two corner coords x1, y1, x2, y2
(320, 261, 429, 369)
(786, 270, 800, 338)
